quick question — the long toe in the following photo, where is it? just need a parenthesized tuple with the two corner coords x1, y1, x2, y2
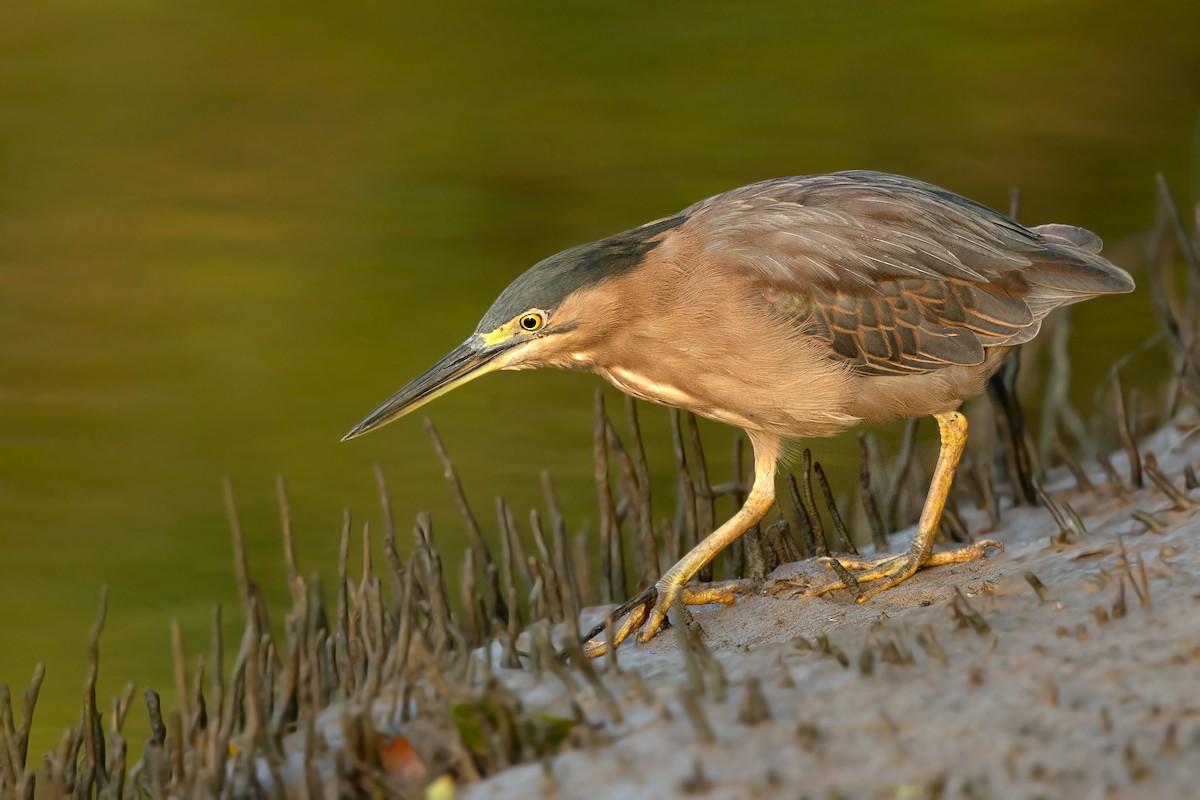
(800, 541, 1001, 601)
(853, 552, 926, 601)
(680, 582, 745, 606)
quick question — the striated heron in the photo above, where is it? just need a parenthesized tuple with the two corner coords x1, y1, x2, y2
(343, 171, 1134, 657)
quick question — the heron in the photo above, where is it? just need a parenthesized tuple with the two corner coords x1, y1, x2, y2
(343, 170, 1134, 657)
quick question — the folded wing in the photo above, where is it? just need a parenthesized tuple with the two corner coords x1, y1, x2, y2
(681, 171, 1134, 376)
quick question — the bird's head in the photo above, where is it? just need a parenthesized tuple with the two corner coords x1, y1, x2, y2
(342, 214, 684, 441)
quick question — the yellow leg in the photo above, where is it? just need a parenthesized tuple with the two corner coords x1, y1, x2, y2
(802, 411, 1002, 602)
(582, 437, 779, 658)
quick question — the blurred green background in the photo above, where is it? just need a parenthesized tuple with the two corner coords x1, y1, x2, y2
(2, 0, 1198, 757)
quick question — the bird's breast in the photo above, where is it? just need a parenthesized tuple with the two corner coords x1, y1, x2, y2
(602, 366, 694, 406)
(598, 365, 762, 430)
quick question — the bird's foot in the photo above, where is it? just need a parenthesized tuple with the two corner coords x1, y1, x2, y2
(580, 581, 744, 658)
(801, 539, 1004, 603)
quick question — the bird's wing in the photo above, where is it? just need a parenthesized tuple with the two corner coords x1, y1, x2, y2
(680, 171, 1130, 376)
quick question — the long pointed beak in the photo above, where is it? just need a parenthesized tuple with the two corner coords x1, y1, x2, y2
(341, 337, 516, 441)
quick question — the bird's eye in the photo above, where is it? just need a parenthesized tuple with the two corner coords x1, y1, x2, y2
(518, 312, 544, 332)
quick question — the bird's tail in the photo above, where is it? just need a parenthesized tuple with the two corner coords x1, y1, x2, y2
(994, 223, 1134, 345)
(1016, 223, 1135, 323)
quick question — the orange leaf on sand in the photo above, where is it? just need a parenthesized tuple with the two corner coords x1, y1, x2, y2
(379, 734, 427, 783)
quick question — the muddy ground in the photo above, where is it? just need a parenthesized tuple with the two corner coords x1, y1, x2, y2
(463, 422, 1200, 800)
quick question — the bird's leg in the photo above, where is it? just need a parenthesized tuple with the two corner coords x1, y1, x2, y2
(582, 441, 779, 658)
(803, 411, 1003, 602)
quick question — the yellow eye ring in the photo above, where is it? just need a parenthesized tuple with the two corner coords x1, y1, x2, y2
(518, 312, 544, 332)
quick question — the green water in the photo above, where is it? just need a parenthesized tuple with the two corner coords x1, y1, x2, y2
(2, 0, 1198, 759)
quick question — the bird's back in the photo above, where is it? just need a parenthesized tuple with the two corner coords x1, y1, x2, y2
(671, 170, 1134, 377)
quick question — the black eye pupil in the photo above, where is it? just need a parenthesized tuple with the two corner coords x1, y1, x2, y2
(522, 316, 539, 330)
